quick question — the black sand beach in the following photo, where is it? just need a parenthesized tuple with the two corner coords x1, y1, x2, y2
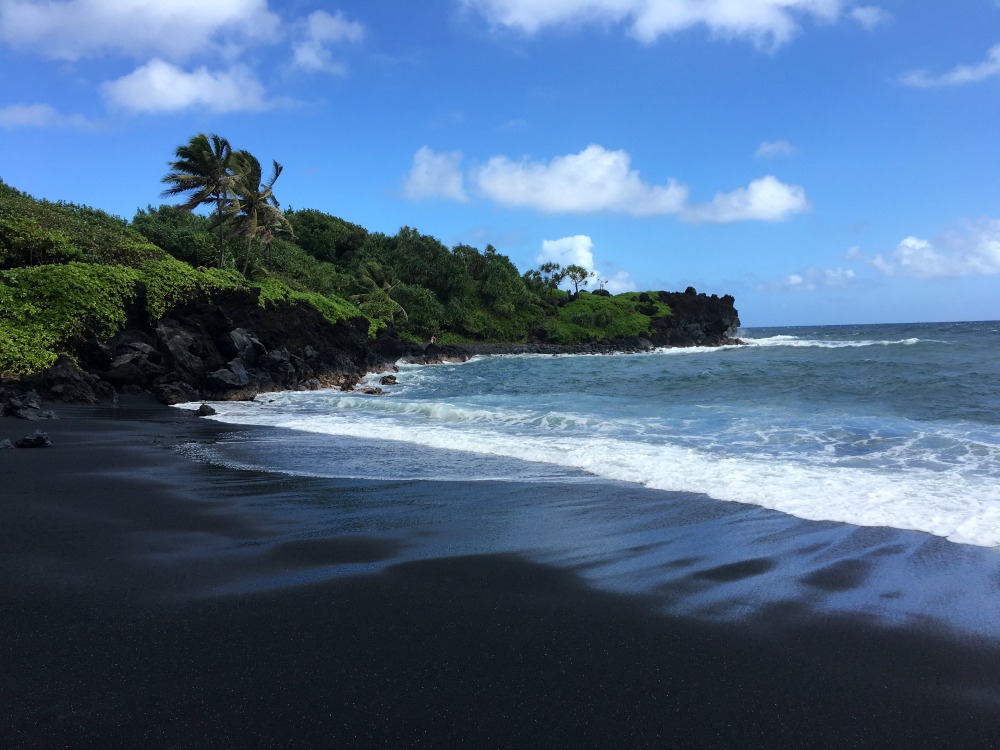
(4, 400, 1000, 748)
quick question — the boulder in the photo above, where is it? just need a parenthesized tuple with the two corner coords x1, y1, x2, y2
(151, 379, 200, 406)
(20, 356, 113, 404)
(207, 362, 250, 390)
(16, 430, 51, 448)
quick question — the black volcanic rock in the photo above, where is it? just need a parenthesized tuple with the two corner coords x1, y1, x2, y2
(15, 430, 51, 448)
(647, 291, 741, 347)
(5, 285, 741, 406)
(11, 288, 391, 406)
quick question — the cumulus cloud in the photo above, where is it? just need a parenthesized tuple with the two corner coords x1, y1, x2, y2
(762, 266, 856, 291)
(537, 235, 596, 270)
(902, 44, 1000, 88)
(291, 10, 364, 74)
(461, 0, 880, 48)
(600, 270, 639, 294)
(849, 5, 890, 29)
(0, 102, 95, 129)
(474, 144, 689, 216)
(404, 146, 469, 202)
(408, 145, 809, 223)
(536, 234, 638, 293)
(0, 0, 280, 62)
(854, 222, 1000, 277)
(681, 175, 810, 224)
(755, 139, 797, 158)
(101, 59, 269, 113)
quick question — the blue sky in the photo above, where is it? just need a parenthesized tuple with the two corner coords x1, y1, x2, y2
(1, 0, 998, 326)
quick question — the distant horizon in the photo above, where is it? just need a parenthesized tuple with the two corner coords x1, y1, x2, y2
(742, 318, 1000, 329)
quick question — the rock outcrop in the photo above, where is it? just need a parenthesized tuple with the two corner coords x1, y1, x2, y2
(645, 289, 741, 347)
(10, 287, 389, 406)
(3, 286, 741, 406)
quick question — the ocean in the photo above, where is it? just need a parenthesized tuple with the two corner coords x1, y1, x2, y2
(176, 320, 1000, 631)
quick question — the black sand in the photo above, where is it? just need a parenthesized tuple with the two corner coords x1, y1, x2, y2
(4, 400, 1000, 748)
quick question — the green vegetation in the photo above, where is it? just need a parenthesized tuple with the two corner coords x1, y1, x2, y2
(0, 132, 673, 377)
(539, 291, 672, 344)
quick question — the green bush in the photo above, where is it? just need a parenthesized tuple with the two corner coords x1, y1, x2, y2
(0, 180, 162, 268)
(0, 262, 138, 374)
(541, 291, 671, 344)
(138, 257, 247, 320)
(254, 277, 375, 334)
(0, 215, 83, 267)
(0, 257, 253, 375)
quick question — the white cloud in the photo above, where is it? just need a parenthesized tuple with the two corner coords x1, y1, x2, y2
(410, 144, 809, 223)
(600, 270, 638, 294)
(902, 44, 1000, 88)
(853, 220, 1000, 277)
(474, 144, 689, 216)
(537, 235, 596, 270)
(849, 5, 889, 30)
(0, 0, 280, 62)
(682, 175, 810, 223)
(535, 234, 637, 293)
(404, 146, 468, 202)
(755, 139, 797, 158)
(762, 266, 856, 291)
(291, 10, 364, 74)
(462, 0, 868, 48)
(0, 102, 95, 129)
(101, 59, 269, 113)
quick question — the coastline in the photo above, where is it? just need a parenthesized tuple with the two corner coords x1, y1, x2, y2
(5, 401, 1000, 747)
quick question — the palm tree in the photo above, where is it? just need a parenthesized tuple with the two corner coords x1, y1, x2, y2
(228, 150, 288, 276)
(350, 260, 408, 323)
(256, 201, 293, 271)
(161, 133, 234, 268)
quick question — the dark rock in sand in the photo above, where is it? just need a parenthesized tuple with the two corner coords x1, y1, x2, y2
(15, 430, 51, 448)
(195, 404, 217, 417)
(0, 388, 57, 420)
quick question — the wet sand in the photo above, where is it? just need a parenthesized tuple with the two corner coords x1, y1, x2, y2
(4, 399, 1000, 748)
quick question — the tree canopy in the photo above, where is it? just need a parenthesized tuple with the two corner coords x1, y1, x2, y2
(0, 132, 675, 377)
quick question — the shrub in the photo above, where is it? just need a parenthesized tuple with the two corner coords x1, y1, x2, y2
(540, 291, 671, 344)
(0, 262, 137, 374)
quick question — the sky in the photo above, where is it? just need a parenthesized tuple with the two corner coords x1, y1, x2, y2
(1, 0, 999, 326)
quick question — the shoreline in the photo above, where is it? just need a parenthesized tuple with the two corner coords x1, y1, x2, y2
(5, 401, 1000, 747)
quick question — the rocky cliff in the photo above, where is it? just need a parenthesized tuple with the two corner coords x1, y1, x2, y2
(4, 286, 740, 406)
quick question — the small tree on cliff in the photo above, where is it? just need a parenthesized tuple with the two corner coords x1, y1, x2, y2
(563, 264, 595, 295)
(538, 262, 566, 289)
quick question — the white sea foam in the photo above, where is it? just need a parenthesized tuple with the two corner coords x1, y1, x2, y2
(742, 335, 923, 349)
(177, 398, 1000, 548)
(176, 320, 1000, 547)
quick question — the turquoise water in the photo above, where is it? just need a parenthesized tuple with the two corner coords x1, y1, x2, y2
(180, 321, 1000, 547)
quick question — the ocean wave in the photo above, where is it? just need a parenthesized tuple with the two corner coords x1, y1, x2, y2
(177, 402, 1000, 547)
(742, 335, 923, 349)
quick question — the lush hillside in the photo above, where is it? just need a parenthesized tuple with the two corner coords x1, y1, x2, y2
(0, 134, 691, 378)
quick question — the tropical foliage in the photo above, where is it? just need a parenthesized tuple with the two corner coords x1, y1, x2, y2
(161, 133, 234, 268)
(0, 132, 674, 376)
